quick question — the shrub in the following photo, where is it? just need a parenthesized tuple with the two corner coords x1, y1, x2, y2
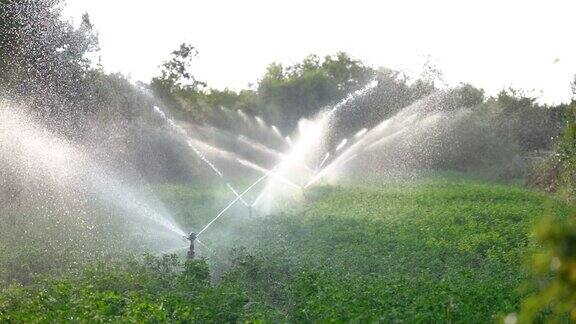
(519, 211, 576, 323)
(0, 255, 251, 322)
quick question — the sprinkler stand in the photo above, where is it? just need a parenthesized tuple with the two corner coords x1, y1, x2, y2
(185, 232, 197, 259)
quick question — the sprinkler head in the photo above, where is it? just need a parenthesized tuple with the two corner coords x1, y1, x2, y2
(186, 232, 197, 259)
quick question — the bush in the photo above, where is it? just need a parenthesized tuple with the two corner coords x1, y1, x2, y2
(531, 103, 576, 198)
(0, 255, 251, 322)
(556, 104, 576, 197)
(519, 211, 576, 323)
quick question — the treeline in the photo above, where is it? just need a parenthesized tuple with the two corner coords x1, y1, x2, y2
(1, 0, 574, 187)
(149, 41, 566, 145)
(149, 42, 572, 180)
(149, 45, 376, 132)
(149, 44, 432, 132)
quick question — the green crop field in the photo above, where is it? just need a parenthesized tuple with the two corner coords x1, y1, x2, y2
(0, 175, 573, 322)
(2, 2, 575, 321)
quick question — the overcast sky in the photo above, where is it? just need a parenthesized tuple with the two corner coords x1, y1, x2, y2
(63, 0, 576, 104)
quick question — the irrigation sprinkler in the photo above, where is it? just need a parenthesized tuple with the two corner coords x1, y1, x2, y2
(181, 233, 215, 259)
(168, 81, 379, 258)
(184, 231, 197, 259)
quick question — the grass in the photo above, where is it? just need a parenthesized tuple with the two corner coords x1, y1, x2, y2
(0, 175, 573, 322)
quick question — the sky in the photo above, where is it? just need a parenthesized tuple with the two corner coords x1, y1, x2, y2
(63, 0, 576, 104)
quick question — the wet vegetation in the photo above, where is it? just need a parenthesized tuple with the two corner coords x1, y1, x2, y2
(1, 0, 576, 322)
(2, 177, 575, 322)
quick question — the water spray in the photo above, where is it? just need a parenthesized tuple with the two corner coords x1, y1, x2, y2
(195, 238, 215, 255)
(318, 152, 330, 170)
(153, 106, 250, 206)
(251, 186, 267, 208)
(304, 154, 358, 188)
(225, 183, 250, 207)
(335, 138, 349, 152)
(235, 158, 303, 190)
(196, 166, 277, 237)
(271, 125, 282, 138)
(237, 135, 283, 159)
(354, 128, 368, 138)
(165, 82, 381, 259)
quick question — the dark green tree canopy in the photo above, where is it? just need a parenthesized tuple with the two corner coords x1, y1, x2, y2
(152, 43, 206, 92)
(257, 52, 374, 129)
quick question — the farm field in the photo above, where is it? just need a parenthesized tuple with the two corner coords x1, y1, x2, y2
(2, 0, 576, 321)
(1, 175, 571, 322)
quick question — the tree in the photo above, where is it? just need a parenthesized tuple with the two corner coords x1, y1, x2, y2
(151, 43, 205, 93)
(257, 53, 374, 130)
(322, 52, 373, 92)
(0, 0, 99, 135)
(450, 83, 485, 108)
(149, 43, 212, 121)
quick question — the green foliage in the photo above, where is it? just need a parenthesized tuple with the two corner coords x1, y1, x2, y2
(221, 177, 571, 322)
(149, 43, 211, 121)
(257, 53, 374, 129)
(149, 43, 261, 123)
(530, 101, 576, 197)
(491, 89, 564, 152)
(155, 43, 205, 91)
(0, 255, 249, 322)
(1, 176, 574, 322)
(447, 83, 485, 108)
(423, 88, 565, 180)
(150, 50, 376, 129)
(519, 211, 576, 323)
(556, 104, 576, 196)
(520, 93, 576, 322)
